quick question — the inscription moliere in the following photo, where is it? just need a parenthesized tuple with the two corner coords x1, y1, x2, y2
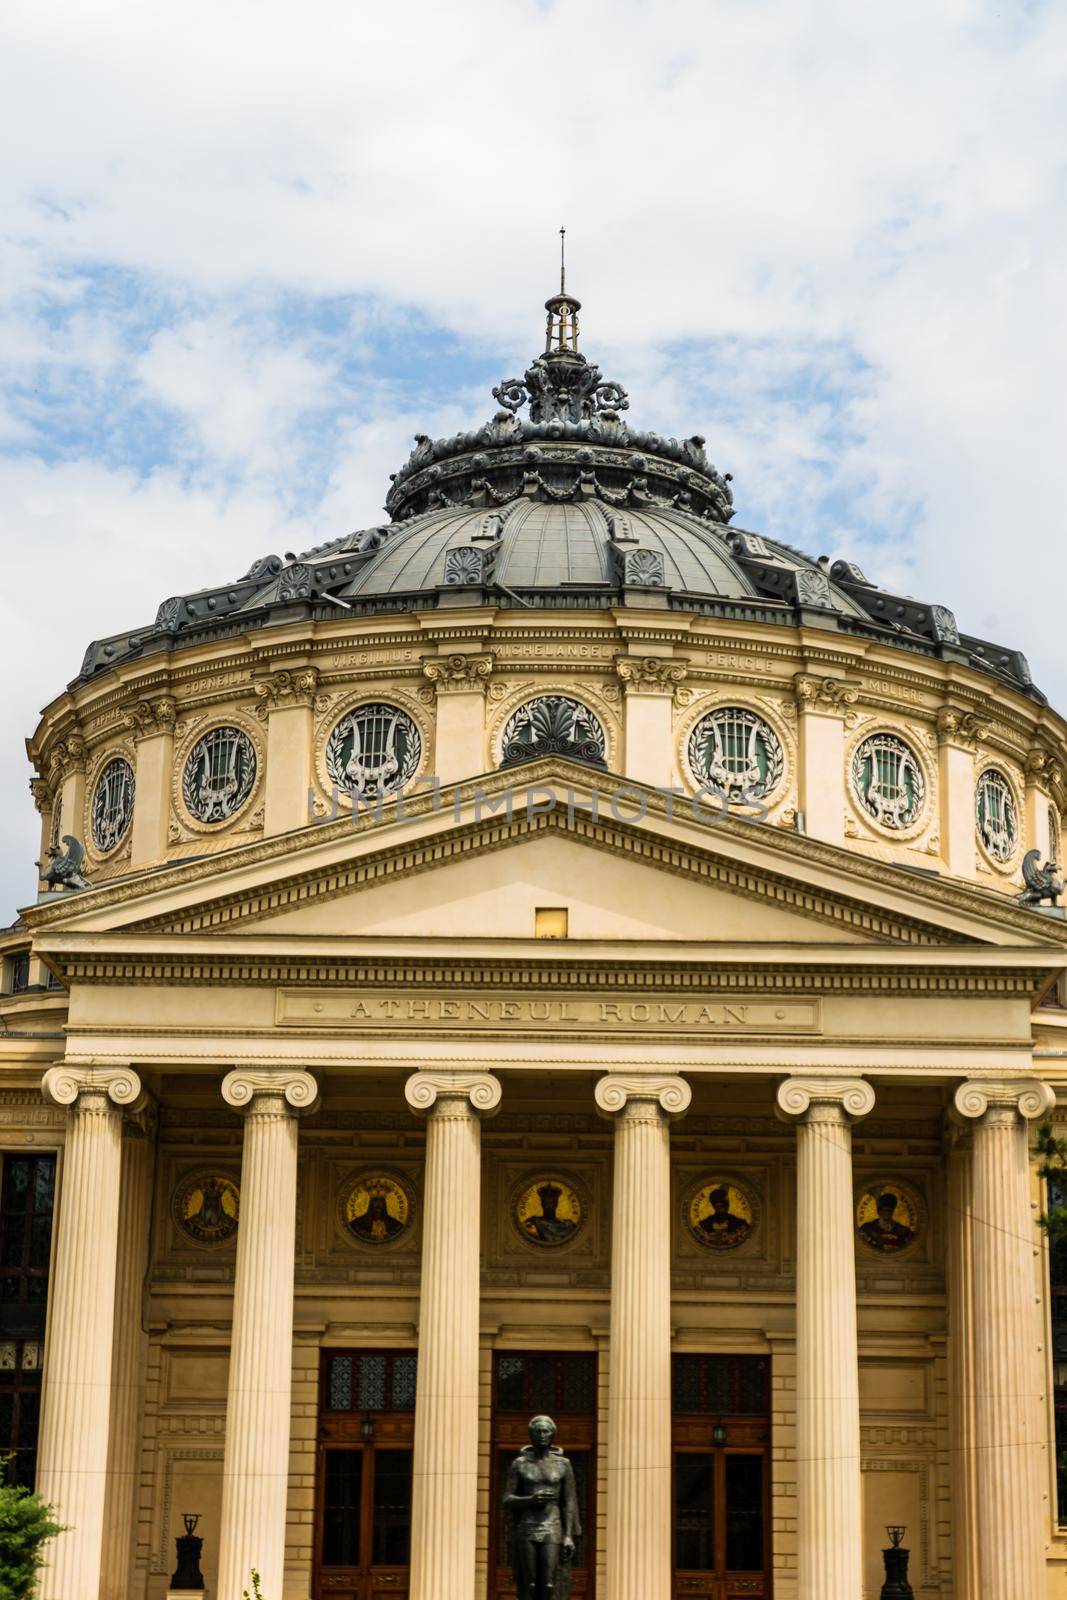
(276, 990, 820, 1034)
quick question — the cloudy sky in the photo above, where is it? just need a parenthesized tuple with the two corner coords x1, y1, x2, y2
(1, 0, 1065, 914)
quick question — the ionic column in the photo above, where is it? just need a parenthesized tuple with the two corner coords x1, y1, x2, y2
(216, 1068, 318, 1600)
(37, 1064, 144, 1600)
(405, 1070, 501, 1600)
(100, 1100, 157, 1600)
(776, 1076, 875, 1600)
(952, 1078, 1054, 1600)
(594, 1073, 692, 1600)
(946, 1123, 979, 1600)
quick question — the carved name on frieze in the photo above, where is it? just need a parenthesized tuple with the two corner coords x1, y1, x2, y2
(276, 989, 821, 1035)
(329, 649, 419, 669)
(495, 642, 611, 660)
(704, 652, 776, 673)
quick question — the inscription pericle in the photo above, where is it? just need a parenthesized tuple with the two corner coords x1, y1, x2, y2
(276, 990, 820, 1034)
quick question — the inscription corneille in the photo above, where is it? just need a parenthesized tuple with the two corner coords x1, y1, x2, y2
(277, 990, 820, 1034)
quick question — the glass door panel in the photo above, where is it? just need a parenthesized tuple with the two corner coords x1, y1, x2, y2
(724, 1454, 763, 1574)
(371, 1448, 412, 1566)
(322, 1449, 363, 1568)
(674, 1451, 714, 1572)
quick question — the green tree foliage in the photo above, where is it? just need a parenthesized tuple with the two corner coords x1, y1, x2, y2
(243, 1571, 264, 1600)
(0, 1466, 65, 1600)
(1037, 1122, 1067, 1245)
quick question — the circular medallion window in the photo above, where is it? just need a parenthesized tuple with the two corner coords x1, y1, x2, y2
(686, 706, 783, 800)
(91, 757, 135, 853)
(850, 733, 926, 830)
(325, 703, 421, 801)
(976, 767, 1019, 862)
(181, 726, 257, 824)
(499, 696, 607, 770)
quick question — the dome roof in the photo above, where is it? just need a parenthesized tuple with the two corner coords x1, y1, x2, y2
(72, 288, 1043, 702)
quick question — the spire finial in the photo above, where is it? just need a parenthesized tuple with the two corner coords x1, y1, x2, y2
(545, 228, 580, 354)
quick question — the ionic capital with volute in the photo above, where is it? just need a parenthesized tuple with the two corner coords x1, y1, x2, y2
(952, 1077, 1055, 1125)
(221, 1067, 319, 1114)
(594, 1073, 692, 1120)
(776, 1075, 876, 1123)
(42, 1063, 143, 1112)
(405, 1070, 502, 1116)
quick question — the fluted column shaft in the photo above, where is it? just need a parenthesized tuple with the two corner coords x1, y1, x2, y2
(405, 1070, 501, 1600)
(777, 1076, 875, 1600)
(37, 1065, 143, 1600)
(216, 1068, 318, 1600)
(953, 1078, 1054, 1600)
(946, 1128, 979, 1600)
(100, 1106, 156, 1600)
(595, 1073, 691, 1600)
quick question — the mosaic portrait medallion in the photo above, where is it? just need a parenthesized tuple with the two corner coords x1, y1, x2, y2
(855, 1178, 925, 1256)
(340, 1171, 414, 1248)
(513, 1174, 585, 1248)
(685, 1177, 757, 1251)
(173, 1172, 240, 1245)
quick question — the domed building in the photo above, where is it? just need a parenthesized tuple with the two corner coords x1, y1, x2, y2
(1, 282, 1066, 1600)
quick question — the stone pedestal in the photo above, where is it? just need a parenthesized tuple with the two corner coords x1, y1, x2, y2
(101, 1101, 157, 1600)
(952, 1078, 1054, 1600)
(37, 1064, 143, 1600)
(777, 1077, 875, 1600)
(405, 1071, 501, 1600)
(215, 1068, 318, 1600)
(946, 1126, 979, 1599)
(595, 1074, 692, 1600)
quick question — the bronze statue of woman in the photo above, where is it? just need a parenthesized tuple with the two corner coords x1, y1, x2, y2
(503, 1415, 580, 1600)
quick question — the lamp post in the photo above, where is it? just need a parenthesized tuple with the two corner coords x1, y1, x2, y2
(880, 1525, 914, 1600)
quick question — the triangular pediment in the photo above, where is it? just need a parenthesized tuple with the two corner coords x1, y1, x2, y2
(22, 763, 1067, 958)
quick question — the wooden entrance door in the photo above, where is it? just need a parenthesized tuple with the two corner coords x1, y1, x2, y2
(672, 1355, 772, 1600)
(314, 1350, 417, 1600)
(489, 1351, 598, 1600)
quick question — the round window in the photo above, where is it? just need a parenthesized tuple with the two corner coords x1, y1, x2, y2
(687, 706, 783, 801)
(325, 703, 421, 800)
(976, 768, 1019, 862)
(850, 733, 926, 830)
(91, 757, 135, 852)
(182, 727, 257, 824)
(499, 696, 607, 770)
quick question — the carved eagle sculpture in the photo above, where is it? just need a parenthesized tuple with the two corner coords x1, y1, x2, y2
(1019, 848, 1064, 907)
(42, 836, 93, 893)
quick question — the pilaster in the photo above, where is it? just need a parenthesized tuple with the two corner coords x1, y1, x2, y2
(1024, 746, 1062, 863)
(123, 697, 177, 866)
(216, 1067, 318, 1600)
(254, 668, 319, 836)
(405, 1071, 501, 1600)
(614, 656, 688, 788)
(793, 675, 858, 845)
(936, 707, 989, 878)
(37, 1064, 143, 1600)
(776, 1076, 875, 1600)
(945, 1121, 979, 1600)
(951, 1077, 1055, 1600)
(595, 1073, 691, 1600)
(420, 653, 493, 783)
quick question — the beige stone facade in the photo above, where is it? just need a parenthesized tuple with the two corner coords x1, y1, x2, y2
(5, 340, 1067, 1597)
